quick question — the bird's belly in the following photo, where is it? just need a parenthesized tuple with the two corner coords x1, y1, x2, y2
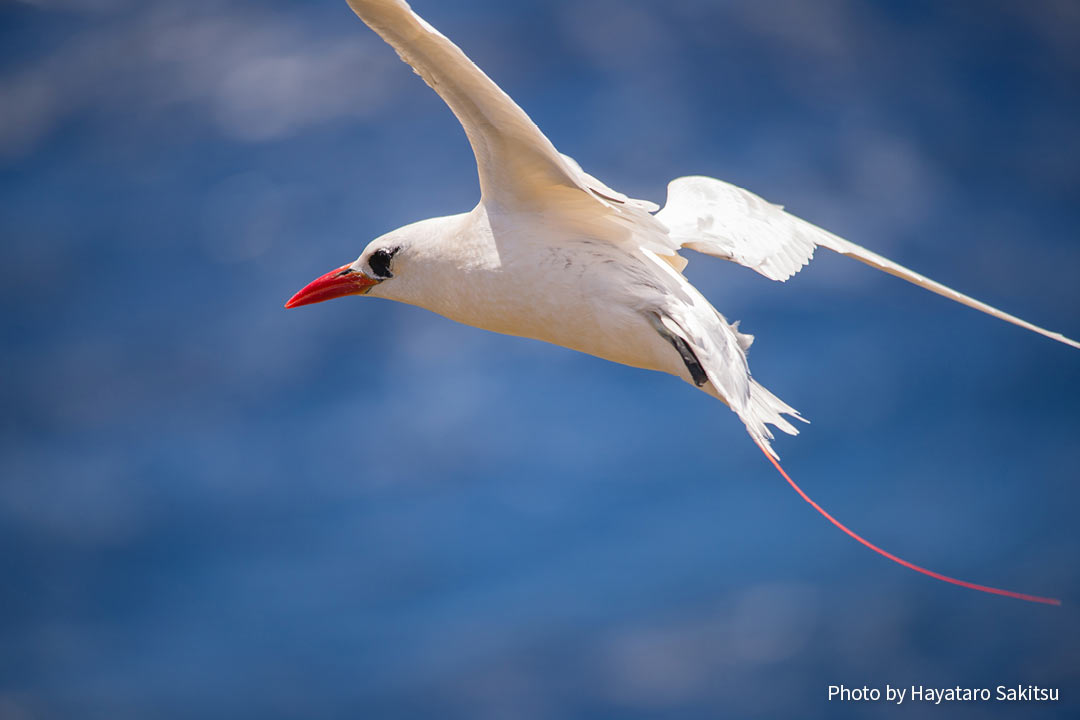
(490, 304, 665, 372)
(438, 266, 676, 375)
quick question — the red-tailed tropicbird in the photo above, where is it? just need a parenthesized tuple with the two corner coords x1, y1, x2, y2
(286, 0, 1076, 604)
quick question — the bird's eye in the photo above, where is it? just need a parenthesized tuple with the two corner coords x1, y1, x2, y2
(369, 248, 396, 279)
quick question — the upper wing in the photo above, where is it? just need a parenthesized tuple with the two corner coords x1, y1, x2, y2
(346, 0, 606, 210)
(656, 176, 1080, 350)
(346, 1, 683, 262)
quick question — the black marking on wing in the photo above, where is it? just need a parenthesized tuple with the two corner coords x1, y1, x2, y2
(668, 333, 708, 387)
(650, 313, 708, 387)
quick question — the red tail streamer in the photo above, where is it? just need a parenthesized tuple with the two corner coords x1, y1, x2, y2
(756, 443, 1060, 606)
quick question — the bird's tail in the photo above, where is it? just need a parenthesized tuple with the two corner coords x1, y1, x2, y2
(752, 440, 1061, 606)
(740, 380, 807, 460)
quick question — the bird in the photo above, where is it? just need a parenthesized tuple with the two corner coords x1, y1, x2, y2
(286, 0, 1076, 604)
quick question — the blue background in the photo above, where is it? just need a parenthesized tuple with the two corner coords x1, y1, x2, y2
(2, 0, 1078, 718)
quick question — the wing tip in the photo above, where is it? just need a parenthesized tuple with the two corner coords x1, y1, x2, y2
(1052, 332, 1080, 351)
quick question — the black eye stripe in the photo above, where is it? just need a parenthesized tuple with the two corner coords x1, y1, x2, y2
(369, 246, 399, 279)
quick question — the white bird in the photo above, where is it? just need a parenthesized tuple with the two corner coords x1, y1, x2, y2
(286, 0, 1075, 604)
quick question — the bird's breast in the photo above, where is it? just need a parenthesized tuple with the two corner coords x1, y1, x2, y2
(424, 238, 677, 374)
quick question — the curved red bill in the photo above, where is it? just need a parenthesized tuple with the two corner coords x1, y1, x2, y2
(285, 264, 377, 309)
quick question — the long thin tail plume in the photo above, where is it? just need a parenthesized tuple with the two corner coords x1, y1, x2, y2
(755, 442, 1061, 606)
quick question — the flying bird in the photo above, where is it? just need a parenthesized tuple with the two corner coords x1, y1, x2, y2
(286, 0, 1076, 604)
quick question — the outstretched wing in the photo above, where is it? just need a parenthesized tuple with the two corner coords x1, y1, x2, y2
(346, 0, 684, 263)
(346, 0, 613, 212)
(656, 176, 1080, 350)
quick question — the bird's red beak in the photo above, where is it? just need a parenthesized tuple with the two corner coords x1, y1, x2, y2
(284, 264, 378, 309)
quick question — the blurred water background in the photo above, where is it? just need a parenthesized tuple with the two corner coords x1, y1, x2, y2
(2, 0, 1079, 718)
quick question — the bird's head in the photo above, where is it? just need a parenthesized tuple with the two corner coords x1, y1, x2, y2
(284, 213, 467, 311)
(284, 241, 402, 309)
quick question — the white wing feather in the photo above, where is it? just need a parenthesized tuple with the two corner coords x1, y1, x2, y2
(345, 0, 685, 267)
(345, 0, 580, 204)
(345, 0, 649, 220)
(657, 176, 1080, 350)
